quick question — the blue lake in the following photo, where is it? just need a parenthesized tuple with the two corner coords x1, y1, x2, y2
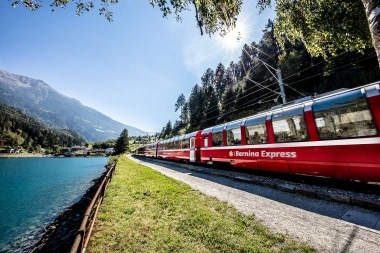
(0, 157, 108, 252)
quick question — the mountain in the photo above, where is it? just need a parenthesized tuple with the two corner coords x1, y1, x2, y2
(0, 70, 147, 142)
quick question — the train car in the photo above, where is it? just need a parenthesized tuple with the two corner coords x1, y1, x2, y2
(136, 142, 158, 157)
(136, 146, 147, 156)
(199, 82, 380, 183)
(145, 142, 158, 157)
(156, 131, 202, 162)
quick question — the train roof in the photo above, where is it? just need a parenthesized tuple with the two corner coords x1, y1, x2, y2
(271, 81, 379, 111)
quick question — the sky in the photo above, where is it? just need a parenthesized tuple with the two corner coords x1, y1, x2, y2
(0, 0, 274, 133)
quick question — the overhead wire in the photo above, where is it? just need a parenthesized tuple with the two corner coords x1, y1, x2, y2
(168, 36, 378, 137)
(283, 53, 377, 87)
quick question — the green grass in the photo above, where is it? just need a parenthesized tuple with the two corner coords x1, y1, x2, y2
(87, 156, 315, 253)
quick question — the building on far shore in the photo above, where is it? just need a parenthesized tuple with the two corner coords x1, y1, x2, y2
(105, 148, 114, 156)
(64, 146, 88, 157)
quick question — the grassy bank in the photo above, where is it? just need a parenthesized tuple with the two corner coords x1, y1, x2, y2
(87, 156, 315, 252)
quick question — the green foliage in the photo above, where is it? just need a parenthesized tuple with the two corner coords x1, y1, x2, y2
(201, 68, 215, 87)
(219, 86, 236, 123)
(271, 0, 372, 58)
(114, 128, 129, 155)
(160, 120, 173, 139)
(0, 104, 85, 152)
(149, 0, 243, 37)
(12, 0, 243, 37)
(11, 0, 117, 21)
(92, 139, 116, 149)
(188, 84, 206, 130)
(174, 93, 186, 113)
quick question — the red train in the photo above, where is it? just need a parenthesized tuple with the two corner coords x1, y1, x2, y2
(137, 82, 380, 183)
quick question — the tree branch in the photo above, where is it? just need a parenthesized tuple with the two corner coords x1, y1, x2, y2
(192, 0, 203, 36)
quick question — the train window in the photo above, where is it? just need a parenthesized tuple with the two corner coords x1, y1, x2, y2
(226, 129, 241, 145)
(245, 123, 267, 144)
(272, 106, 308, 142)
(212, 125, 224, 147)
(182, 139, 189, 149)
(313, 89, 377, 139)
(178, 137, 183, 149)
(212, 132, 223, 146)
(245, 115, 267, 144)
(226, 122, 242, 146)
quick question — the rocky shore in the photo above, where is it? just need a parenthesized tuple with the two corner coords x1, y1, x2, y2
(27, 173, 105, 253)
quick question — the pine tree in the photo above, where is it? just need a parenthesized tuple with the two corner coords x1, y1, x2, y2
(114, 128, 129, 155)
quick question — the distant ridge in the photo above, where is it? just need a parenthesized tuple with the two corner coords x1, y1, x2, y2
(0, 69, 147, 141)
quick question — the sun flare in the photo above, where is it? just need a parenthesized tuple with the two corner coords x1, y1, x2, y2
(216, 20, 251, 60)
(222, 28, 243, 48)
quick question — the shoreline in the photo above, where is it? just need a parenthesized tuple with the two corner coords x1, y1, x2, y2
(28, 173, 106, 253)
(0, 153, 44, 158)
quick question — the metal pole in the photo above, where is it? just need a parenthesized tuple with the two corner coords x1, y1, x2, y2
(277, 68, 287, 103)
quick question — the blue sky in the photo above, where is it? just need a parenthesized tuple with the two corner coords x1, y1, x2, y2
(0, 0, 274, 133)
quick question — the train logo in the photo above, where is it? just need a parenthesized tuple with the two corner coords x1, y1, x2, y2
(229, 151, 234, 157)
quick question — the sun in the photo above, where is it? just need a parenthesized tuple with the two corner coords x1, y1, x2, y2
(222, 28, 242, 48)
(219, 21, 247, 50)
(216, 20, 250, 60)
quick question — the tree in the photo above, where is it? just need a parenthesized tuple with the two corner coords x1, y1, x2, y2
(162, 120, 173, 138)
(114, 128, 129, 155)
(12, 0, 117, 21)
(259, 0, 380, 65)
(204, 86, 219, 127)
(219, 86, 236, 123)
(201, 68, 215, 87)
(215, 63, 226, 97)
(174, 93, 186, 117)
(188, 84, 206, 130)
(12, 0, 243, 37)
(180, 102, 189, 125)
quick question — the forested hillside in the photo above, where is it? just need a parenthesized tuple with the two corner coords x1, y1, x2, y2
(0, 104, 85, 154)
(158, 20, 380, 139)
(0, 69, 147, 142)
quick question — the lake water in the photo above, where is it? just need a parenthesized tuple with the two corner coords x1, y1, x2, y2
(0, 157, 108, 252)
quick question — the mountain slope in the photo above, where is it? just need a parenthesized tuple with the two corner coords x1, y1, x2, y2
(0, 70, 147, 141)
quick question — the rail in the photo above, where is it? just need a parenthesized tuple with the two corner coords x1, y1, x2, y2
(69, 157, 118, 253)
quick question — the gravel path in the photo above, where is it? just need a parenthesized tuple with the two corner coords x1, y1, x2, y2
(129, 155, 380, 253)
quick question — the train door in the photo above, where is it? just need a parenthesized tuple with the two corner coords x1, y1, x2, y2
(190, 137, 195, 162)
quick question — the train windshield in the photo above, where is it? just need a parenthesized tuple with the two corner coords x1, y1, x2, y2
(313, 89, 377, 139)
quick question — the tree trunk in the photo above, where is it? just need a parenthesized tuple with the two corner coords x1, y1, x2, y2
(362, 0, 380, 67)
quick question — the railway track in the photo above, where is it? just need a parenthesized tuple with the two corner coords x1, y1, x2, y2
(133, 155, 380, 212)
